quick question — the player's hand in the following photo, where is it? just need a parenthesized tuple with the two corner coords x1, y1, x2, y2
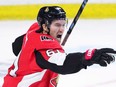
(83, 48, 116, 66)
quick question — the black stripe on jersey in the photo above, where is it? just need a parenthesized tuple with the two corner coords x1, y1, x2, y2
(12, 34, 25, 56)
(34, 50, 86, 75)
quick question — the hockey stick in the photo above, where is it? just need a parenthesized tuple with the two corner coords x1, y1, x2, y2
(61, 0, 88, 46)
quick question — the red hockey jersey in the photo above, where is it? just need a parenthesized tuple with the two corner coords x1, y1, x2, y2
(3, 22, 64, 87)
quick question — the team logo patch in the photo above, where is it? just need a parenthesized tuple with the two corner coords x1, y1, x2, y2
(45, 7, 49, 12)
(40, 36, 53, 41)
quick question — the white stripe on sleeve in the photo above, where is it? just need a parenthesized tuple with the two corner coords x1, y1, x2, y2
(48, 52, 66, 66)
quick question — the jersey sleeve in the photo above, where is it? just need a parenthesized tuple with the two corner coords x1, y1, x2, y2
(35, 50, 86, 75)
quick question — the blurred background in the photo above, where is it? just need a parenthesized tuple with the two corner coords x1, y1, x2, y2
(0, 0, 116, 20)
(0, 0, 116, 87)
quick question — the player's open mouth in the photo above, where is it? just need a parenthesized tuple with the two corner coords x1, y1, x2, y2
(57, 35, 62, 38)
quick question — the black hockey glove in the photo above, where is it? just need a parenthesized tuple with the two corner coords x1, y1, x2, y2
(83, 48, 116, 67)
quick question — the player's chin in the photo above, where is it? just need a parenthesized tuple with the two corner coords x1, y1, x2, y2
(56, 38, 61, 43)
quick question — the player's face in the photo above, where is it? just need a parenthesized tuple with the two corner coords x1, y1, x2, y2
(49, 19, 66, 43)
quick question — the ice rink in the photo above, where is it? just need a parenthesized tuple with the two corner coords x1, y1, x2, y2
(0, 19, 116, 87)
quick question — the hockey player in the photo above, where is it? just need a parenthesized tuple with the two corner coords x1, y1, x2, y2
(2, 6, 116, 87)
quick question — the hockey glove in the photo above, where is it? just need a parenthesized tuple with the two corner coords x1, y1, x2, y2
(83, 48, 116, 67)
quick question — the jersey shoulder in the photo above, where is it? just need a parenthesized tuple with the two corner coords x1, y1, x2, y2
(27, 33, 63, 50)
(24, 22, 63, 51)
(27, 22, 40, 32)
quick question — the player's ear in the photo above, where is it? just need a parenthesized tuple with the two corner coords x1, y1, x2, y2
(42, 24, 49, 34)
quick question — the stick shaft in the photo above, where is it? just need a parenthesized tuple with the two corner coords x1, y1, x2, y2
(61, 0, 88, 46)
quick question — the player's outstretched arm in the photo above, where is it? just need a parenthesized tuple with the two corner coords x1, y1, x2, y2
(34, 48, 116, 75)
